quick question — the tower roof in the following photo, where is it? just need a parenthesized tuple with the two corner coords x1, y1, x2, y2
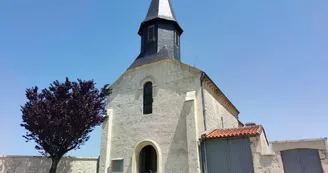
(138, 0, 183, 35)
(132, 0, 183, 69)
(143, 0, 177, 22)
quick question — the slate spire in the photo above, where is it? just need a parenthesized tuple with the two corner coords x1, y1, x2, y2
(138, 0, 182, 34)
(129, 0, 183, 69)
(143, 0, 177, 23)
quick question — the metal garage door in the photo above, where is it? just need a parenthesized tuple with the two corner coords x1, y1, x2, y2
(204, 138, 254, 173)
(281, 149, 323, 173)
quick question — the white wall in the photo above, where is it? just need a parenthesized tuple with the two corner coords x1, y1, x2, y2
(259, 131, 269, 154)
(250, 135, 285, 173)
(203, 84, 238, 131)
(99, 59, 202, 173)
(0, 156, 98, 173)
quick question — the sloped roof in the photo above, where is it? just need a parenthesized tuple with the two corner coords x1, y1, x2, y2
(143, 0, 177, 23)
(202, 72, 240, 117)
(205, 125, 262, 139)
(138, 0, 183, 35)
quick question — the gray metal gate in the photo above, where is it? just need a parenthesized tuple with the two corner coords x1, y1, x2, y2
(281, 149, 323, 173)
(203, 138, 254, 173)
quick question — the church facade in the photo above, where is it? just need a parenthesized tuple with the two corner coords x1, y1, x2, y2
(98, 0, 241, 172)
(0, 0, 328, 173)
(97, 0, 328, 173)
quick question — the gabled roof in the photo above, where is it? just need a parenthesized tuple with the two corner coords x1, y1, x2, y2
(143, 0, 177, 23)
(205, 125, 262, 139)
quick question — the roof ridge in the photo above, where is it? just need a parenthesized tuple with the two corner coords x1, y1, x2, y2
(220, 125, 260, 131)
(205, 125, 262, 140)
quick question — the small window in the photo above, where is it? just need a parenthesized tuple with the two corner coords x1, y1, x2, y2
(175, 31, 180, 46)
(111, 158, 124, 172)
(148, 25, 155, 41)
(143, 82, 153, 114)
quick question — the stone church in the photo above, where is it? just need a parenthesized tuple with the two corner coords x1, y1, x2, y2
(96, 0, 328, 173)
(0, 0, 327, 173)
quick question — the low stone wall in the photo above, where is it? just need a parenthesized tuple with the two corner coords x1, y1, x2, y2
(255, 149, 328, 173)
(250, 135, 328, 173)
(321, 151, 328, 172)
(252, 151, 285, 173)
(250, 133, 284, 173)
(0, 155, 98, 173)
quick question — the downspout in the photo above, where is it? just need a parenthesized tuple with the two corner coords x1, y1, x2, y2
(200, 72, 207, 131)
(201, 137, 209, 173)
(200, 72, 208, 173)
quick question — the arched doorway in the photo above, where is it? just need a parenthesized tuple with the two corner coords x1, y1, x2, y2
(139, 145, 157, 173)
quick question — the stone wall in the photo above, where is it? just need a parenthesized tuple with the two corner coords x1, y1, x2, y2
(99, 59, 202, 173)
(250, 133, 328, 173)
(203, 84, 238, 132)
(321, 150, 328, 172)
(250, 135, 285, 173)
(0, 155, 98, 173)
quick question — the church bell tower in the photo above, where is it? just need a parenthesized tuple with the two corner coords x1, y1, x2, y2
(129, 0, 183, 69)
(99, 1, 204, 173)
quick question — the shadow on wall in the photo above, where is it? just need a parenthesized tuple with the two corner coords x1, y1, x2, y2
(164, 101, 191, 172)
(0, 156, 72, 173)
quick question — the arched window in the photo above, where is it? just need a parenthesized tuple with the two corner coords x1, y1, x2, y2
(143, 82, 153, 114)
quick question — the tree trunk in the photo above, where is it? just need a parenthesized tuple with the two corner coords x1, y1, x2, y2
(49, 157, 60, 173)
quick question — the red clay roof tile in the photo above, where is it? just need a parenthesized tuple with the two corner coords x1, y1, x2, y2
(205, 125, 262, 139)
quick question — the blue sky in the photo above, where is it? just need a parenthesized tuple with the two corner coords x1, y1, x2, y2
(0, 0, 327, 157)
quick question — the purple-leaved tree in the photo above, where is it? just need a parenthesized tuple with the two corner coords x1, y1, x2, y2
(20, 78, 111, 173)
